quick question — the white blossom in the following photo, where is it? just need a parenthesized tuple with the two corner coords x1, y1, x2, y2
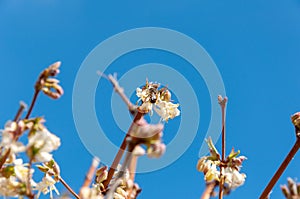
(154, 101, 180, 121)
(204, 164, 220, 182)
(223, 167, 246, 189)
(80, 186, 104, 199)
(14, 159, 34, 183)
(0, 121, 26, 155)
(0, 176, 20, 197)
(27, 128, 60, 162)
(34, 174, 59, 199)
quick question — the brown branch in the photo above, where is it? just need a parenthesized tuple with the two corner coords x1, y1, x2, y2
(14, 101, 27, 121)
(259, 138, 300, 199)
(80, 157, 100, 198)
(201, 181, 217, 199)
(59, 176, 80, 199)
(101, 73, 143, 189)
(102, 112, 144, 189)
(218, 96, 227, 199)
(25, 90, 40, 119)
(105, 141, 135, 199)
(107, 74, 136, 113)
(0, 149, 11, 171)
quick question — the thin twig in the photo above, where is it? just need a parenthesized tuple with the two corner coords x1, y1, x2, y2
(103, 112, 144, 189)
(59, 176, 80, 199)
(25, 90, 40, 119)
(259, 138, 300, 199)
(102, 74, 142, 189)
(201, 181, 217, 199)
(97, 72, 137, 114)
(105, 142, 135, 199)
(14, 101, 27, 122)
(80, 157, 100, 197)
(107, 74, 136, 112)
(218, 96, 227, 199)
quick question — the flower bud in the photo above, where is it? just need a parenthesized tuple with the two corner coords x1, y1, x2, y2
(291, 112, 300, 129)
(280, 185, 289, 197)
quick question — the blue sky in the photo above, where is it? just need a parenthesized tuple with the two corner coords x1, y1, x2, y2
(1, 0, 300, 199)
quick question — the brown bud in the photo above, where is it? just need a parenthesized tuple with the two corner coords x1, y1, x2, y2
(48, 61, 61, 76)
(291, 112, 300, 130)
(281, 185, 289, 198)
(160, 89, 171, 102)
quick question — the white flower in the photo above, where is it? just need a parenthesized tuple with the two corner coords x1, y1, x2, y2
(0, 121, 26, 155)
(34, 174, 59, 199)
(223, 167, 246, 189)
(14, 159, 34, 183)
(154, 101, 180, 121)
(27, 128, 60, 162)
(204, 164, 220, 182)
(136, 88, 147, 102)
(0, 176, 20, 197)
(80, 186, 103, 199)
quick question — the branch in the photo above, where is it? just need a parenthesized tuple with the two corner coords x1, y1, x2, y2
(102, 112, 144, 189)
(104, 141, 135, 199)
(101, 73, 143, 189)
(201, 181, 217, 199)
(218, 95, 228, 199)
(259, 138, 300, 199)
(59, 176, 80, 199)
(25, 90, 40, 119)
(80, 157, 100, 198)
(97, 72, 137, 114)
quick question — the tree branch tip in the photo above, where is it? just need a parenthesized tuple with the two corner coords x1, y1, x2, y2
(92, 157, 100, 167)
(19, 101, 28, 110)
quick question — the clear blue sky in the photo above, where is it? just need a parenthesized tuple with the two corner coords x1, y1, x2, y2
(1, 1, 300, 199)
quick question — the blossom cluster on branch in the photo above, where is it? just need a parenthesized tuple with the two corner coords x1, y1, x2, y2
(2, 61, 300, 199)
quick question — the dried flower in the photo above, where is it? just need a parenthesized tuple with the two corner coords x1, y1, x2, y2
(136, 80, 180, 121)
(291, 112, 300, 136)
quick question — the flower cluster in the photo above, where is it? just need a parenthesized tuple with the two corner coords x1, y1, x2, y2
(197, 138, 247, 191)
(0, 62, 64, 199)
(136, 80, 180, 121)
(0, 118, 61, 199)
